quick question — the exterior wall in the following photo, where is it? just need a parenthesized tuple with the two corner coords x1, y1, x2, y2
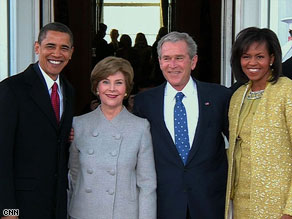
(9, 0, 40, 75)
(3, 0, 52, 78)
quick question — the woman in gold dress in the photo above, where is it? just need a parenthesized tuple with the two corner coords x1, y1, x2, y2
(225, 27, 292, 219)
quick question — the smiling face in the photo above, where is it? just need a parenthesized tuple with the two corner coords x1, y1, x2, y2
(34, 30, 74, 80)
(97, 71, 126, 112)
(240, 42, 274, 90)
(159, 40, 197, 91)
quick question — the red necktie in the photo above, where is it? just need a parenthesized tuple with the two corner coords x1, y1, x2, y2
(51, 82, 60, 123)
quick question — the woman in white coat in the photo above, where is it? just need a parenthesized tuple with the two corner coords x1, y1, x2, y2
(68, 56, 157, 219)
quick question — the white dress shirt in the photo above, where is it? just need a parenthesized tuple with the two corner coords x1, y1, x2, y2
(38, 64, 64, 118)
(164, 77, 199, 148)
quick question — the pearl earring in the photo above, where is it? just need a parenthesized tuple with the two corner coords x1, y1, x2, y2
(124, 93, 127, 97)
(96, 91, 99, 95)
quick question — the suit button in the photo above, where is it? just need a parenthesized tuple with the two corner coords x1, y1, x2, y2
(108, 170, 115, 176)
(107, 189, 114, 195)
(85, 188, 92, 193)
(110, 151, 117, 157)
(87, 149, 94, 155)
(92, 130, 99, 137)
(87, 169, 93, 174)
(113, 134, 121, 140)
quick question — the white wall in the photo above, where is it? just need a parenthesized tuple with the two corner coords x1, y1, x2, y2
(234, 0, 269, 37)
(9, 0, 40, 76)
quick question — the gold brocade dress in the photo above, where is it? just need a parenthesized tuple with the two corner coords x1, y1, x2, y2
(232, 90, 262, 218)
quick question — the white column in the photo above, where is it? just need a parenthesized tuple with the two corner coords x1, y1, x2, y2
(9, 0, 40, 76)
(221, 0, 233, 87)
(0, 0, 8, 81)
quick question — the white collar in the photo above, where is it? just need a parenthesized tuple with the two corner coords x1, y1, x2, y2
(165, 77, 196, 100)
(38, 64, 61, 91)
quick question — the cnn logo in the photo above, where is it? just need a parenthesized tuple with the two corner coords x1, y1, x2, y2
(3, 209, 19, 216)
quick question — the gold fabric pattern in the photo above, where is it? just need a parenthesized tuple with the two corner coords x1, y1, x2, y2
(225, 77, 292, 219)
(233, 95, 261, 218)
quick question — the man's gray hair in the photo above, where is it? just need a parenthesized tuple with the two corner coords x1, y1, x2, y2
(157, 31, 198, 59)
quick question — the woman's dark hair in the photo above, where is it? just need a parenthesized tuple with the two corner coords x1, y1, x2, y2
(231, 27, 282, 84)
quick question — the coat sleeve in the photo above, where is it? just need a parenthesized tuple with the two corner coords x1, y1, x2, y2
(0, 82, 18, 214)
(283, 89, 292, 216)
(223, 88, 232, 139)
(133, 94, 146, 119)
(136, 120, 157, 219)
(68, 119, 80, 192)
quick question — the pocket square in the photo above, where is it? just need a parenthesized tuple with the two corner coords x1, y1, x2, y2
(204, 102, 210, 106)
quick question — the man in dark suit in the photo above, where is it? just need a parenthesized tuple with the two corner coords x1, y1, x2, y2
(133, 31, 231, 219)
(0, 22, 74, 219)
(282, 56, 292, 79)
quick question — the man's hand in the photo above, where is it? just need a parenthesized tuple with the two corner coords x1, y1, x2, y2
(68, 128, 74, 143)
(282, 215, 292, 219)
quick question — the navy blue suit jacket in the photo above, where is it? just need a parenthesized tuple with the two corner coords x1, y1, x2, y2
(133, 79, 231, 219)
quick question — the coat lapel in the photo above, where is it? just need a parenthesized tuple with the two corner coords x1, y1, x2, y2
(26, 63, 59, 130)
(59, 75, 72, 127)
(153, 83, 186, 165)
(186, 80, 212, 165)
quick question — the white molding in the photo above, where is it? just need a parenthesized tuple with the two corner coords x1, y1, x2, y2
(9, 0, 40, 76)
(9, 0, 17, 76)
(0, 0, 8, 81)
(234, 0, 243, 37)
(221, 0, 233, 87)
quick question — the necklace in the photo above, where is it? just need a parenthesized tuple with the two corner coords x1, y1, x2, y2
(247, 89, 264, 100)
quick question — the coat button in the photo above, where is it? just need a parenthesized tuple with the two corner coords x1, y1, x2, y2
(107, 189, 114, 195)
(113, 134, 121, 140)
(110, 151, 117, 156)
(87, 149, 94, 155)
(87, 169, 93, 174)
(108, 170, 115, 176)
(85, 188, 92, 193)
(92, 130, 99, 137)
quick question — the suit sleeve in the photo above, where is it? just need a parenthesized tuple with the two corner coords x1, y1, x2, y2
(136, 120, 157, 219)
(223, 89, 232, 139)
(132, 94, 146, 119)
(0, 82, 18, 213)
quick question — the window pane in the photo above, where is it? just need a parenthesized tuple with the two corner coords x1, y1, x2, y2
(270, 0, 292, 61)
(104, 6, 161, 46)
(104, 0, 159, 3)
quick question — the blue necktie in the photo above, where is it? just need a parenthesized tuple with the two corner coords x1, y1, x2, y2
(174, 92, 190, 165)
